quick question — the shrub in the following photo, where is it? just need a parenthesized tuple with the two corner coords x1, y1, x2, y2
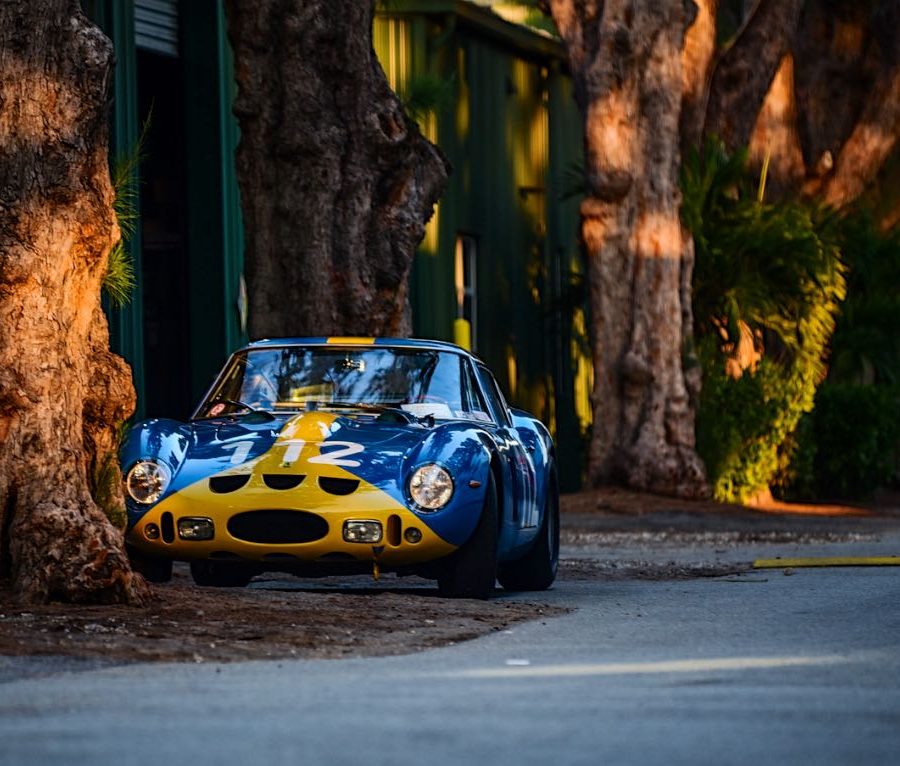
(683, 140, 846, 502)
(780, 384, 900, 500)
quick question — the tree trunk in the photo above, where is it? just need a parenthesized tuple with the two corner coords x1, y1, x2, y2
(0, 1, 144, 604)
(753, 0, 900, 203)
(547, 0, 708, 497)
(680, 0, 719, 152)
(703, 0, 804, 152)
(224, 0, 450, 339)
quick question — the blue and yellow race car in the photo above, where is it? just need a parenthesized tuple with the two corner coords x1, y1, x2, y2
(121, 337, 558, 598)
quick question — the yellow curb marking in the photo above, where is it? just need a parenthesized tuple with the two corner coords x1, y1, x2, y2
(753, 556, 900, 569)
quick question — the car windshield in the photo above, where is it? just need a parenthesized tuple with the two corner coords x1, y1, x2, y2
(195, 346, 492, 423)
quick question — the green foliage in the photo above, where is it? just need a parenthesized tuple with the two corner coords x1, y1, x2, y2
(683, 139, 846, 502)
(781, 384, 900, 500)
(776, 214, 900, 500)
(827, 213, 900, 385)
(89, 421, 130, 529)
(102, 122, 147, 307)
(400, 73, 455, 123)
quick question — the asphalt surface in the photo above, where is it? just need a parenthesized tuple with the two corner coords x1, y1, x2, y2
(1, 521, 899, 766)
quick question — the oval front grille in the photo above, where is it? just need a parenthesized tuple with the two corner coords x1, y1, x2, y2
(227, 510, 328, 544)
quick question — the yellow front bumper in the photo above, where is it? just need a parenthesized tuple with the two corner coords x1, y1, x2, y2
(126, 477, 456, 566)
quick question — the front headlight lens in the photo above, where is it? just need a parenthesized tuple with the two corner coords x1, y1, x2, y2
(125, 460, 171, 505)
(409, 464, 454, 510)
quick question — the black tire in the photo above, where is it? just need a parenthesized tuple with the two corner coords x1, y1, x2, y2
(497, 466, 559, 591)
(437, 473, 498, 599)
(126, 545, 173, 583)
(190, 560, 255, 588)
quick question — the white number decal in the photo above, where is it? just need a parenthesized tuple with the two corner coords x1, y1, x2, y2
(279, 440, 364, 468)
(281, 439, 306, 467)
(308, 441, 365, 468)
(223, 440, 254, 465)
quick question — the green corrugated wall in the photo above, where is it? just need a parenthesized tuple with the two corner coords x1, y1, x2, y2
(374, 9, 589, 489)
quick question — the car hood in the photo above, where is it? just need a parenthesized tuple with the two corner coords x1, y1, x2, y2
(126, 410, 490, 506)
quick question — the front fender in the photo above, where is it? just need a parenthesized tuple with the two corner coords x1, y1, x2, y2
(401, 423, 494, 547)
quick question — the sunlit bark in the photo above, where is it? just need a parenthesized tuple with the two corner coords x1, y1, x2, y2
(546, 0, 708, 497)
(680, 0, 718, 151)
(703, 0, 804, 152)
(748, 54, 806, 194)
(224, 0, 449, 339)
(0, 1, 144, 603)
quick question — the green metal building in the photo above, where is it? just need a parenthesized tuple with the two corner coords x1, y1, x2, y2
(84, 0, 591, 489)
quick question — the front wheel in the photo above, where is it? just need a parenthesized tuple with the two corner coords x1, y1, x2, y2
(497, 466, 559, 591)
(190, 560, 255, 588)
(437, 474, 498, 599)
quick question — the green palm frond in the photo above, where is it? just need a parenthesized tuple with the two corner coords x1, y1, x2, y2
(103, 115, 150, 308)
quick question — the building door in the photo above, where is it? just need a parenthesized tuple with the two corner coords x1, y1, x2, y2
(135, 0, 192, 419)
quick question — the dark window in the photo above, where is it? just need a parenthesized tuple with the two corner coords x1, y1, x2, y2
(475, 365, 512, 427)
(461, 360, 491, 423)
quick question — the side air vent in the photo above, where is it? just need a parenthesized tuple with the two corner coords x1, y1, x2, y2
(263, 474, 305, 490)
(227, 510, 328, 544)
(318, 477, 359, 496)
(161, 512, 175, 543)
(209, 474, 250, 494)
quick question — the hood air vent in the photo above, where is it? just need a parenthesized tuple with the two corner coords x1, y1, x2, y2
(318, 477, 360, 496)
(209, 474, 250, 494)
(263, 474, 305, 490)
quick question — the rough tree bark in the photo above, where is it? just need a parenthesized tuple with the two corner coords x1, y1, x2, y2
(0, 1, 144, 604)
(224, 0, 449, 339)
(545, 0, 708, 497)
(703, 0, 804, 151)
(749, 0, 900, 207)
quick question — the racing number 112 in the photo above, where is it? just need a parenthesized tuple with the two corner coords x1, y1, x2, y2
(280, 439, 364, 468)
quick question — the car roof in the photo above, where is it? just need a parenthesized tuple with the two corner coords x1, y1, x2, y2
(241, 337, 477, 358)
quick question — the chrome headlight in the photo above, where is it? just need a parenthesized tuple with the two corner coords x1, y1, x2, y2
(409, 464, 454, 511)
(125, 460, 171, 505)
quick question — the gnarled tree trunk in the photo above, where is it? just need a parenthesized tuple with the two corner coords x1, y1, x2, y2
(224, 0, 449, 339)
(0, 1, 144, 604)
(547, 0, 708, 497)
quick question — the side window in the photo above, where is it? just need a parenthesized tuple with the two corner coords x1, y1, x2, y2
(475, 364, 512, 427)
(461, 360, 491, 422)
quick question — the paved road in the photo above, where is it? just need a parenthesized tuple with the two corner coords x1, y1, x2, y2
(2, 534, 899, 765)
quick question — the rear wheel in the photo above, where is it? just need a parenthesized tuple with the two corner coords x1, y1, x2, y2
(190, 560, 255, 588)
(498, 466, 559, 591)
(437, 473, 498, 599)
(126, 545, 172, 583)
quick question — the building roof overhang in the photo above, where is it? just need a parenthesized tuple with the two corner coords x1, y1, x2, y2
(376, 0, 565, 61)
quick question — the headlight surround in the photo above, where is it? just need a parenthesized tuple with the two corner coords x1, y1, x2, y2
(125, 460, 171, 505)
(409, 464, 454, 511)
